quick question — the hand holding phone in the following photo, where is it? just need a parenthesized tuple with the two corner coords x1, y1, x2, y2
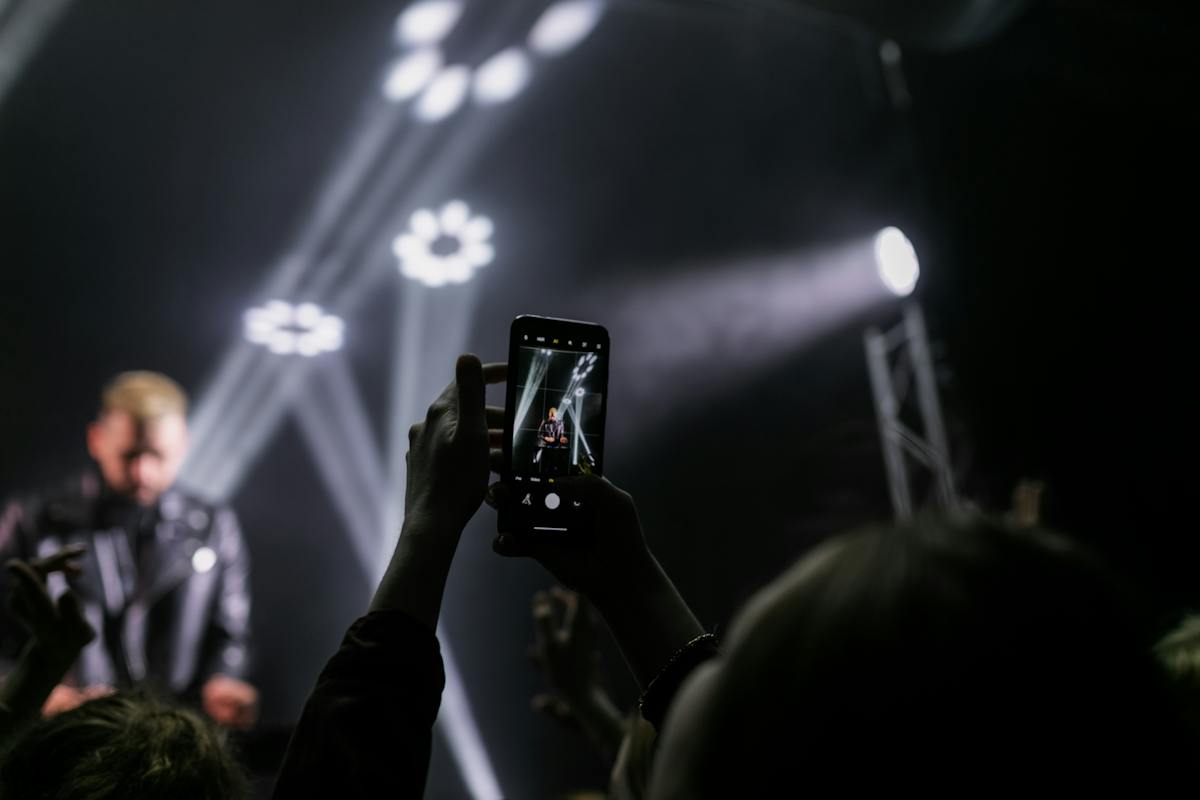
(405, 355, 507, 530)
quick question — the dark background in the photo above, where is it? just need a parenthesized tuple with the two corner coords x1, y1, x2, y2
(1, 1, 1195, 796)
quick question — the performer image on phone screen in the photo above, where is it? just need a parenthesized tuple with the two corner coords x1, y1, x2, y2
(512, 343, 605, 480)
(536, 407, 570, 476)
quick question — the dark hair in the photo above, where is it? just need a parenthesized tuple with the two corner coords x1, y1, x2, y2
(1155, 613, 1200, 730)
(0, 692, 248, 800)
(660, 515, 1189, 792)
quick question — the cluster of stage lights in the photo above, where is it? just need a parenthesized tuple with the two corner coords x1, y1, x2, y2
(243, 301, 345, 356)
(382, 0, 605, 122)
(559, 351, 597, 408)
(392, 199, 495, 287)
(572, 352, 597, 382)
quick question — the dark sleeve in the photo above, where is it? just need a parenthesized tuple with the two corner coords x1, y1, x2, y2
(272, 610, 445, 800)
(201, 507, 253, 681)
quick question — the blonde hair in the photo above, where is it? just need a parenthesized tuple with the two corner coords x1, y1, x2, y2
(548, 407, 558, 416)
(101, 371, 188, 420)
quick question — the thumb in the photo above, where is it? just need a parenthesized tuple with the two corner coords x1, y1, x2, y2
(454, 354, 485, 431)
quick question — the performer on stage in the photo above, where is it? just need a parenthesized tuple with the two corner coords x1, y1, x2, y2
(0, 371, 258, 728)
(536, 407, 570, 476)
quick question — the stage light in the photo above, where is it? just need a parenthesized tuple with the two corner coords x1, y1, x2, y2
(383, 47, 443, 102)
(392, 200, 495, 287)
(395, 0, 463, 46)
(528, 0, 604, 56)
(472, 47, 532, 106)
(243, 301, 344, 357)
(414, 64, 471, 122)
(874, 226, 919, 297)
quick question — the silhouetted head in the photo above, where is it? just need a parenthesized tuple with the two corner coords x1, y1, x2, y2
(1155, 614, 1200, 732)
(0, 692, 248, 799)
(651, 515, 1187, 794)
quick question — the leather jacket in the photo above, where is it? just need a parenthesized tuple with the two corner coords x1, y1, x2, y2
(0, 474, 252, 696)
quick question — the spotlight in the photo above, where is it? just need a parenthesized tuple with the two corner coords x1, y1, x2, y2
(392, 200, 495, 287)
(243, 301, 344, 356)
(528, 0, 605, 56)
(395, 0, 463, 46)
(472, 47, 532, 106)
(414, 65, 471, 122)
(874, 226, 919, 297)
(383, 48, 443, 102)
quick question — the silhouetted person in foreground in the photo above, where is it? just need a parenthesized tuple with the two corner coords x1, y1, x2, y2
(648, 515, 1188, 793)
(273, 355, 1187, 798)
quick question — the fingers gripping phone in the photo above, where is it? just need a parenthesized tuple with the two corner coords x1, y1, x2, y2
(501, 315, 609, 536)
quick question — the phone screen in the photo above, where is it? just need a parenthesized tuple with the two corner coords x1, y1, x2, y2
(503, 315, 609, 535)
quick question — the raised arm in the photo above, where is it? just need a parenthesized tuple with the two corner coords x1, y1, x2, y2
(274, 354, 506, 800)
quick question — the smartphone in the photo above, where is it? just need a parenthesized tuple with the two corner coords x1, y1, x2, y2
(501, 314, 610, 536)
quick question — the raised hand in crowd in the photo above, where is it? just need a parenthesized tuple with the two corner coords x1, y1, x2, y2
(0, 545, 98, 733)
(273, 355, 507, 800)
(369, 354, 508, 627)
(529, 587, 626, 762)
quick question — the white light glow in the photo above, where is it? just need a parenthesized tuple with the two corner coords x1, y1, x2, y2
(396, 0, 463, 46)
(192, 546, 217, 574)
(437, 633, 505, 800)
(440, 200, 469, 232)
(243, 300, 345, 356)
(393, 200, 495, 287)
(874, 226, 920, 297)
(528, 0, 604, 56)
(383, 48, 443, 102)
(295, 302, 322, 328)
(473, 48, 532, 105)
(268, 331, 296, 355)
(414, 65, 471, 122)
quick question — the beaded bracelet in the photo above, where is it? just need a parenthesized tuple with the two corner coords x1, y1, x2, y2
(638, 632, 720, 730)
